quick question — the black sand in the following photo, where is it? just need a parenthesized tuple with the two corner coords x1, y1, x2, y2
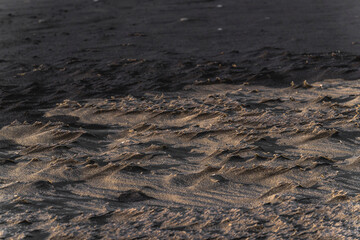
(1, 0, 360, 125)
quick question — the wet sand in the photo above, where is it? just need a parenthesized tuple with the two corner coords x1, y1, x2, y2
(1, 0, 360, 239)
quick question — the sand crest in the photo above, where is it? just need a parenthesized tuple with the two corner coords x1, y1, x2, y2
(0, 79, 359, 238)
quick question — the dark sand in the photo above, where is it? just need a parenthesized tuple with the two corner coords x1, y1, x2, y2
(2, 0, 360, 126)
(1, 0, 360, 239)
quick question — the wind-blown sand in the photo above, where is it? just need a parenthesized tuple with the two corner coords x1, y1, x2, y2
(1, 80, 360, 239)
(1, 0, 360, 239)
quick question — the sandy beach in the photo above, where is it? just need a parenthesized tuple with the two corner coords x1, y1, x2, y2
(1, 0, 360, 239)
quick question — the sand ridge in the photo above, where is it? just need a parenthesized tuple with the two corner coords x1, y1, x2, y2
(1, 79, 360, 238)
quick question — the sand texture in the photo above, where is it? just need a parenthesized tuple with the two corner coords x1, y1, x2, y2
(1, 0, 360, 239)
(1, 80, 360, 239)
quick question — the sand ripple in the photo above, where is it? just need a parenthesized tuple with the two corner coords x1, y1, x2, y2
(1, 79, 360, 238)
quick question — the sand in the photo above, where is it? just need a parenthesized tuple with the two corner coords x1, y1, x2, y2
(1, 0, 360, 239)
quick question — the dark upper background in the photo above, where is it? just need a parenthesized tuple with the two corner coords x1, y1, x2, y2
(1, 0, 360, 124)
